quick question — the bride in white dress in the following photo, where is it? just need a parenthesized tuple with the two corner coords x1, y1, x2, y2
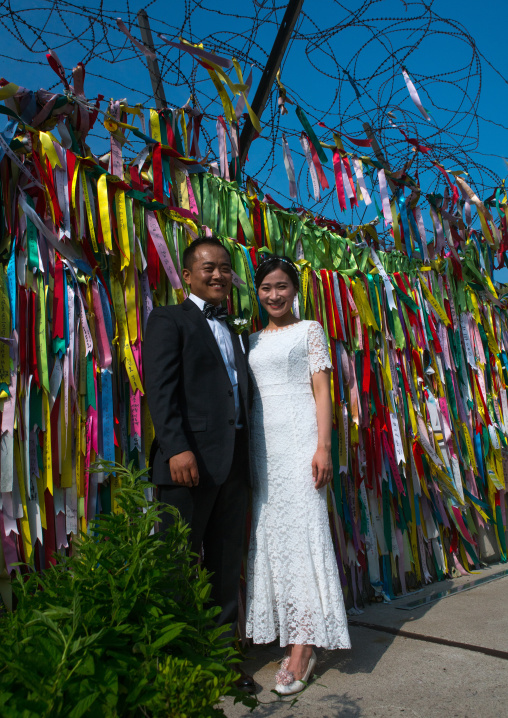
(245, 256, 351, 695)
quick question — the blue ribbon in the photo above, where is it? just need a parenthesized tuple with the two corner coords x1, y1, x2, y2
(101, 369, 115, 466)
(474, 431, 485, 484)
(7, 239, 16, 331)
(98, 282, 114, 344)
(63, 269, 70, 354)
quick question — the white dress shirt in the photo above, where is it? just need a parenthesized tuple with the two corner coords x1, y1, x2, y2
(189, 294, 242, 427)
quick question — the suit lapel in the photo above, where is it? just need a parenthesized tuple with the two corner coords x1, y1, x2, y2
(182, 298, 231, 382)
(183, 299, 248, 399)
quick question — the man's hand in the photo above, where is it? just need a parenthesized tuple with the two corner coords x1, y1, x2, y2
(169, 451, 199, 487)
(312, 446, 333, 489)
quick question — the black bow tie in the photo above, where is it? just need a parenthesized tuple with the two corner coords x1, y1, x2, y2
(202, 302, 228, 321)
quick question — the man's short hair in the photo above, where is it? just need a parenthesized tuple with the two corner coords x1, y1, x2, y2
(182, 237, 231, 270)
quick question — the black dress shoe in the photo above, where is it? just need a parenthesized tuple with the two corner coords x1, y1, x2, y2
(234, 666, 256, 693)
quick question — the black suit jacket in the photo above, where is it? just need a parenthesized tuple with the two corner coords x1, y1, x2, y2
(143, 298, 250, 486)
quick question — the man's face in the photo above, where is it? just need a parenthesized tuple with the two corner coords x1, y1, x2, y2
(182, 244, 232, 305)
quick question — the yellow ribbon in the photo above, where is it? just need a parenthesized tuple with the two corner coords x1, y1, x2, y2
(97, 174, 112, 251)
(0, 82, 19, 100)
(231, 58, 261, 132)
(125, 262, 138, 345)
(150, 109, 162, 143)
(206, 68, 236, 125)
(14, 435, 32, 563)
(418, 272, 450, 326)
(110, 274, 143, 394)
(42, 389, 53, 494)
(39, 131, 62, 169)
(114, 190, 130, 271)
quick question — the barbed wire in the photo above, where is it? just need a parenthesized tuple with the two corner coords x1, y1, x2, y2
(0, 0, 505, 231)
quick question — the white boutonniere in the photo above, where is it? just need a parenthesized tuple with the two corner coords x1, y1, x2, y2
(226, 316, 250, 335)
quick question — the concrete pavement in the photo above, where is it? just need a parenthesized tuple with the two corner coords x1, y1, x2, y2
(223, 563, 508, 718)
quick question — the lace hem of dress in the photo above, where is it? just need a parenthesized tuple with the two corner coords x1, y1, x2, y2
(308, 321, 332, 374)
(310, 360, 332, 374)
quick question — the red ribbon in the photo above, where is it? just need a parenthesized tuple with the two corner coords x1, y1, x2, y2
(251, 198, 262, 248)
(474, 373, 491, 425)
(44, 490, 58, 567)
(147, 230, 160, 289)
(432, 161, 459, 207)
(52, 258, 65, 341)
(18, 290, 27, 379)
(426, 313, 442, 353)
(308, 137, 329, 190)
(29, 291, 39, 387)
(320, 270, 336, 339)
(333, 150, 346, 211)
(338, 275, 351, 341)
(318, 122, 372, 147)
(45, 51, 69, 90)
(190, 114, 203, 158)
(362, 324, 370, 394)
(152, 143, 163, 203)
(129, 165, 143, 191)
(311, 270, 322, 326)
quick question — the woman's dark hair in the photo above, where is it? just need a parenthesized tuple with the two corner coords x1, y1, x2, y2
(254, 255, 300, 291)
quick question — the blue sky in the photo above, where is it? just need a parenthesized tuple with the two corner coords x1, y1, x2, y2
(1, 0, 507, 276)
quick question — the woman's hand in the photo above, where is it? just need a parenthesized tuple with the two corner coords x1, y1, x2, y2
(312, 446, 333, 489)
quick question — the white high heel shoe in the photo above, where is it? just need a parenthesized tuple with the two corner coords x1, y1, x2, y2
(275, 650, 317, 695)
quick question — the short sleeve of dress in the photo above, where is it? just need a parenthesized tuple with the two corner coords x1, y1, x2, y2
(307, 321, 332, 375)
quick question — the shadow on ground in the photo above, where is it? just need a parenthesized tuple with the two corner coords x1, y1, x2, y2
(222, 563, 508, 717)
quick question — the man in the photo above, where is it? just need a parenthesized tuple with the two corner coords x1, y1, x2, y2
(143, 236, 254, 692)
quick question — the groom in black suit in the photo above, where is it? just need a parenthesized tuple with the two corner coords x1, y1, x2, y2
(143, 236, 253, 690)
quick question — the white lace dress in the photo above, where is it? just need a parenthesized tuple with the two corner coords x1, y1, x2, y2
(245, 320, 351, 649)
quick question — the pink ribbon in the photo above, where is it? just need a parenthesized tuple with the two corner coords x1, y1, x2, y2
(377, 169, 392, 226)
(145, 212, 183, 290)
(92, 282, 112, 368)
(216, 116, 230, 181)
(157, 35, 232, 69)
(282, 134, 297, 200)
(116, 19, 157, 59)
(300, 133, 320, 202)
(451, 506, 476, 546)
(0, 510, 20, 572)
(395, 528, 407, 594)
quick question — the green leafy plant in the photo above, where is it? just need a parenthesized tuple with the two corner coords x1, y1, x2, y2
(0, 462, 250, 717)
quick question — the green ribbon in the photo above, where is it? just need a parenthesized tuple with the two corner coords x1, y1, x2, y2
(295, 106, 329, 165)
(25, 195, 39, 272)
(85, 352, 96, 410)
(36, 275, 50, 392)
(237, 193, 255, 245)
(367, 274, 381, 330)
(394, 284, 419, 314)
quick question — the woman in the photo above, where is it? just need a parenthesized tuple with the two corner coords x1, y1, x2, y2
(245, 255, 351, 695)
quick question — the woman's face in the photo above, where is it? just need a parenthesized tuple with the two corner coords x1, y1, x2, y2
(257, 267, 298, 320)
